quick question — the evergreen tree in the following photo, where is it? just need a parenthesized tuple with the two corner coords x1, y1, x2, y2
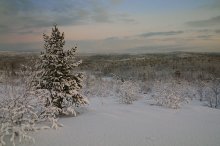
(35, 25, 88, 113)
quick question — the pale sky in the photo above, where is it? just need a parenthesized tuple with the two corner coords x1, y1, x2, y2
(0, 0, 220, 54)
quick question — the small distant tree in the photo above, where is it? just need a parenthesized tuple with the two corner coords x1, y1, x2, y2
(35, 25, 88, 115)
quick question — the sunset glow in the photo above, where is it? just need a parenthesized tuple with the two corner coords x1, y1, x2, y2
(0, 0, 220, 53)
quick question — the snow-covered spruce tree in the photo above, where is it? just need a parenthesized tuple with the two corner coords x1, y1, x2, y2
(35, 25, 88, 116)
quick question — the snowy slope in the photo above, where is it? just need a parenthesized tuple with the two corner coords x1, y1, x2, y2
(21, 97, 220, 146)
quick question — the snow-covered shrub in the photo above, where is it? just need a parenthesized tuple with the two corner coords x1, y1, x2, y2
(0, 60, 67, 146)
(20, 63, 64, 128)
(209, 79, 220, 108)
(0, 66, 38, 146)
(139, 80, 153, 94)
(0, 96, 37, 146)
(154, 90, 183, 109)
(82, 74, 115, 97)
(33, 89, 64, 129)
(34, 25, 88, 116)
(82, 73, 141, 104)
(204, 78, 220, 108)
(152, 80, 189, 109)
(195, 80, 206, 101)
(115, 79, 141, 104)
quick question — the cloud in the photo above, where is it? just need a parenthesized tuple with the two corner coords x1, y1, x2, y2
(205, 0, 220, 10)
(187, 15, 220, 27)
(125, 45, 188, 54)
(0, 24, 10, 33)
(1, 32, 220, 53)
(0, 42, 41, 52)
(0, 0, 132, 35)
(104, 36, 120, 41)
(138, 31, 184, 38)
(0, 0, 86, 34)
(110, 0, 124, 5)
(90, 6, 111, 23)
(196, 35, 213, 40)
(216, 29, 220, 33)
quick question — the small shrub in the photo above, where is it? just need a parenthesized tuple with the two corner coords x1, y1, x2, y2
(116, 80, 141, 104)
(152, 80, 189, 109)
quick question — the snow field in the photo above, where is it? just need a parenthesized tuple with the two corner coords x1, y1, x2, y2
(21, 97, 220, 146)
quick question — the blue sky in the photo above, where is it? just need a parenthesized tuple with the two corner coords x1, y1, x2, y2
(0, 0, 220, 53)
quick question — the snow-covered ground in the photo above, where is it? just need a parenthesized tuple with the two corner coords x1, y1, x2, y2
(21, 96, 220, 146)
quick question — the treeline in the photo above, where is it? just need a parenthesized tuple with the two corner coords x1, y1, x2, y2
(0, 52, 220, 81)
(79, 52, 220, 81)
(0, 52, 220, 108)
